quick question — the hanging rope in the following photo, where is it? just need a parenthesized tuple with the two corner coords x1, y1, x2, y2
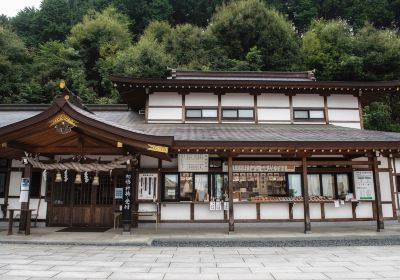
(26, 155, 136, 172)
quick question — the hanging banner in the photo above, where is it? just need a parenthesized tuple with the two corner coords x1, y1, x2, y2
(138, 173, 158, 200)
(178, 154, 209, 172)
(353, 171, 375, 200)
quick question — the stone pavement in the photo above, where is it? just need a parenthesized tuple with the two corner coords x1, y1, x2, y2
(1, 221, 400, 246)
(0, 243, 400, 279)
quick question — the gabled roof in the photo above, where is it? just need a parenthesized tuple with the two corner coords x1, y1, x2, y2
(3, 105, 400, 151)
(167, 69, 316, 82)
(0, 95, 173, 159)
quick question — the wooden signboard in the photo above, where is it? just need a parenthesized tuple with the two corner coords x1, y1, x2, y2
(178, 154, 209, 172)
(353, 171, 375, 200)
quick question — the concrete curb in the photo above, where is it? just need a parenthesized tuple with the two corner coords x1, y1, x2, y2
(2, 235, 400, 247)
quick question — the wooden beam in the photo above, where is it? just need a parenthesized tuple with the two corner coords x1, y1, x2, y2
(302, 156, 311, 234)
(228, 156, 234, 232)
(371, 155, 384, 231)
(307, 160, 373, 166)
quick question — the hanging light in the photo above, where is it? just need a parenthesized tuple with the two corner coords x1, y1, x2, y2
(74, 173, 82, 184)
(55, 170, 62, 183)
(92, 173, 99, 186)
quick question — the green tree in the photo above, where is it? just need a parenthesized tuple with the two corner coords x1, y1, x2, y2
(169, 0, 224, 26)
(209, 0, 299, 71)
(0, 26, 34, 103)
(67, 7, 132, 102)
(112, 38, 172, 78)
(10, 7, 40, 47)
(300, 19, 356, 80)
(364, 102, 400, 132)
(111, 0, 173, 37)
(32, 41, 96, 103)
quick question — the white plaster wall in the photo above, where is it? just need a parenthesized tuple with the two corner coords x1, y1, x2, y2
(9, 171, 22, 196)
(379, 172, 392, 202)
(12, 160, 24, 168)
(292, 94, 324, 108)
(233, 203, 257, 219)
(162, 158, 178, 168)
(194, 204, 224, 220)
(260, 203, 289, 219)
(221, 93, 253, 107)
(382, 204, 394, 218)
(148, 108, 182, 120)
(160, 203, 190, 220)
(355, 202, 373, 218)
(257, 109, 291, 121)
(257, 94, 289, 107)
(378, 156, 388, 168)
(328, 109, 360, 122)
(149, 92, 182, 106)
(292, 203, 304, 219)
(331, 122, 361, 129)
(395, 158, 400, 174)
(310, 203, 322, 219)
(140, 155, 159, 168)
(324, 203, 353, 219)
(138, 203, 157, 221)
(186, 93, 218, 106)
(327, 95, 359, 108)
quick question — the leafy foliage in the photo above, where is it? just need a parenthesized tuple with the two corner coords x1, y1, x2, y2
(1, 0, 400, 130)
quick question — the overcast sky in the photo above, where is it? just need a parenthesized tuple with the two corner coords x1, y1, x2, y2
(1, 0, 42, 17)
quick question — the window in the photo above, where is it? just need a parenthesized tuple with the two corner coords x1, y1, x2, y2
(288, 174, 302, 197)
(163, 173, 179, 201)
(0, 172, 6, 197)
(307, 173, 351, 198)
(294, 109, 325, 121)
(222, 108, 254, 120)
(233, 172, 287, 201)
(322, 174, 335, 198)
(337, 174, 350, 199)
(180, 173, 193, 201)
(397, 176, 400, 192)
(29, 171, 42, 198)
(186, 108, 217, 119)
(308, 174, 321, 196)
(211, 174, 228, 201)
(194, 174, 209, 202)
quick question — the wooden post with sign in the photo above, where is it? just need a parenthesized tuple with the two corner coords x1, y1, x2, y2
(228, 156, 234, 232)
(19, 163, 32, 234)
(371, 155, 384, 231)
(122, 162, 133, 234)
(302, 156, 311, 234)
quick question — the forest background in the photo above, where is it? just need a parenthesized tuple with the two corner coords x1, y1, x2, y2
(1, 0, 400, 131)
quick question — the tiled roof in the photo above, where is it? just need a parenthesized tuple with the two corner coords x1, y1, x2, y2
(2, 108, 400, 143)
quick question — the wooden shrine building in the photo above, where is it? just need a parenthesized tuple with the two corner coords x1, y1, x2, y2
(1, 70, 400, 233)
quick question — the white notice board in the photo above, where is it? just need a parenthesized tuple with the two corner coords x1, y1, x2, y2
(353, 171, 375, 200)
(178, 154, 209, 172)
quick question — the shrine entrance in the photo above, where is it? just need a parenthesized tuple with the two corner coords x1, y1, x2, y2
(0, 92, 173, 232)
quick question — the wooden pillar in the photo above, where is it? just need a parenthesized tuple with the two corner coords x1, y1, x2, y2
(372, 155, 384, 231)
(90, 181, 98, 227)
(228, 156, 234, 232)
(302, 156, 311, 234)
(387, 155, 397, 218)
(19, 163, 32, 233)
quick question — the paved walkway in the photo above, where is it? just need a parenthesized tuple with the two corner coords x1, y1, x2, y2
(0, 243, 399, 279)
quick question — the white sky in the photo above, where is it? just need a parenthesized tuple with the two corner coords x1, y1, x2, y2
(1, 0, 42, 17)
